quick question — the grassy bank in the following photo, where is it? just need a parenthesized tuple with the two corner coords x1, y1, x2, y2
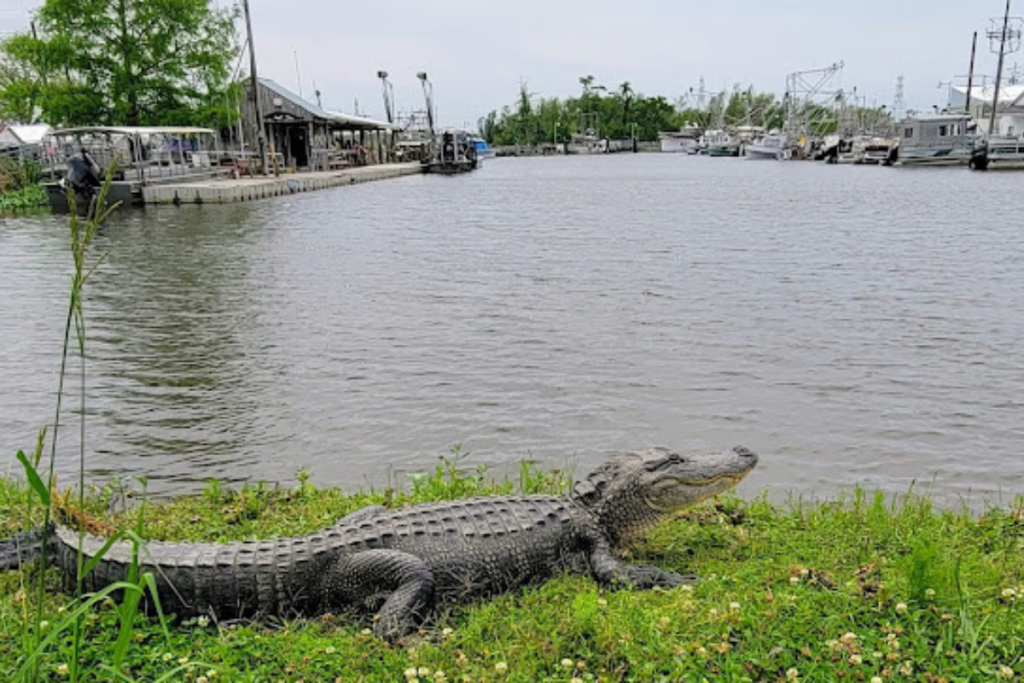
(2, 458, 1023, 682)
(0, 185, 48, 211)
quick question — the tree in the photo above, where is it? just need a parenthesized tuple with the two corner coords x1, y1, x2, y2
(0, 0, 239, 127)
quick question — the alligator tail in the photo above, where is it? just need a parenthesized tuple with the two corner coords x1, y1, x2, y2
(0, 523, 57, 570)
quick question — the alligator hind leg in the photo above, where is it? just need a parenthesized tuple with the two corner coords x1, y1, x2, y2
(325, 549, 434, 640)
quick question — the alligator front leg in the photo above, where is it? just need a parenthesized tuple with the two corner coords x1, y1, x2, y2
(587, 538, 696, 589)
(325, 549, 435, 640)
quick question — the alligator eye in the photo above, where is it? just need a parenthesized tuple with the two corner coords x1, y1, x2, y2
(644, 452, 684, 471)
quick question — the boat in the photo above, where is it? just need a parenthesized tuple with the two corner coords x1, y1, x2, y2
(471, 136, 495, 161)
(745, 132, 789, 160)
(970, 135, 1024, 170)
(893, 114, 974, 167)
(699, 129, 740, 157)
(658, 124, 701, 153)
(568, 133, 608, 155)
(40, 126, 227, 211)
(424, 130, 479, 174)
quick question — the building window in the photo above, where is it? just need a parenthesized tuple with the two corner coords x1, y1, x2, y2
(938, 125, 949, 136)
(903, 127, 914, 138)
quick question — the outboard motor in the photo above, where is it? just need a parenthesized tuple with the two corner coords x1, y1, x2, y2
(65, 148, 102, 199)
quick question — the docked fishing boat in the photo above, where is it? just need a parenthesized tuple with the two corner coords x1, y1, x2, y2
(893, 114, 974, 167)
(658, 124, 701, 153)
(745, 132, 788, 160)
(699, 129, 740, 157)
(970, 135, 1024, 170)
(568, 133, 608, 155)
(424, 130, 478, 174)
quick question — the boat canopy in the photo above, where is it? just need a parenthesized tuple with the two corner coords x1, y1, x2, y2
(50, 126, 218, 136)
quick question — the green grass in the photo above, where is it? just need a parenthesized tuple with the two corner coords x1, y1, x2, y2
(2, 459, 1024, 682)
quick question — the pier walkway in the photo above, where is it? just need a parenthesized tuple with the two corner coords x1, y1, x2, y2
(141, 162, 423, 205)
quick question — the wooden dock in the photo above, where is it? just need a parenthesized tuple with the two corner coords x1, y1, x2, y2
(140, 162, 423, 205)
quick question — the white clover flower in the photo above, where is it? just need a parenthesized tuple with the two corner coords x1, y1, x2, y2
(494, 661, 508, 674)
(841, 632, 857, 645)
(871, 678, 883, 683)
(56, 664, 69, 676)
(895, 602, 908, 614)
(197, 677, 209, 683)
(789, 576, 800, 584)
(849, 654, 862, 665)
(418, 667, 432, 677)
(786, 668, 800, 681)
(729, 602, 741, 612)
(197, 615, 210, 627)
(178, 657, 189, 665)
(561, 658, 574, 669)
(925, 588, 936, 599)
(434, 671, 447, 682)
(997, 665, 1015, 679)
(404, 667, 418, 680)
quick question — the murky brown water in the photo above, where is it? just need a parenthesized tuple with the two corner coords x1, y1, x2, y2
(1, 155, 1022, 504)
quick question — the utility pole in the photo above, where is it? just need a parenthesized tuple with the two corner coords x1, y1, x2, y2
(987, 0, 1023, 134)
(966, 32, 978, 115)
(241, 0, 268, 174)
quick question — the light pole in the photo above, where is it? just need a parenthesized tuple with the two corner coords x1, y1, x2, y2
(417, 72, 435, 137)
(377, 70, 394, 124)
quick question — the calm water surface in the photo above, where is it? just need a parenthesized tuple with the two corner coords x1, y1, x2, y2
(1, 155, 1022, 504)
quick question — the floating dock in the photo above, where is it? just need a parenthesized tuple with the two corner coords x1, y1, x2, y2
(141, 162, 423, 205)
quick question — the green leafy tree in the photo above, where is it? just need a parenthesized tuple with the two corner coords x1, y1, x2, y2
(0, 0, 239, 127)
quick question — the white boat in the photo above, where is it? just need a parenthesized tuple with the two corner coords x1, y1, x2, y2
(745, 132, 788, 160)
(894, 114, 974, 167)
(699, 129, 740, 157)
(568, 133, 608, 155)
(658, 125, 701, 153)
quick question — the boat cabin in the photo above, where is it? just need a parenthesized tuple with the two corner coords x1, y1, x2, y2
(896, 114, 974, 166)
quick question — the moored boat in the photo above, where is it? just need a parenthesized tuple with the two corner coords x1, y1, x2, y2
(893, 114, 974, 167)
(745, 132, 788, 160)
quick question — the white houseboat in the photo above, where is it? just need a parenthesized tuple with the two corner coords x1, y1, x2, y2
(894, 114, 974, 167)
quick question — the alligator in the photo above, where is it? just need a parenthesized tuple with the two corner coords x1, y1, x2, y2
(0, 446, 757, 639)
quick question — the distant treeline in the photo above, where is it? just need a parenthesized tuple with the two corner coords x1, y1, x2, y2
(480, 76, 895, 145)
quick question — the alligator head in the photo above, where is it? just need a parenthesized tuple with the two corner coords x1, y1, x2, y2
(572, 446, 758, 551)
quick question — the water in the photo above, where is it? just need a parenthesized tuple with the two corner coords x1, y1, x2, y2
(1, 155, 1022, 505)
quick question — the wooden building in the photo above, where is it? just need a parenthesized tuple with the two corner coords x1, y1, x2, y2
(241, 78, 399, 171)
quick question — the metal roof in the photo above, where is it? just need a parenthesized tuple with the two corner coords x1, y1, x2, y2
(1, 123, 52, 144)
(259, 78, 399, 131)
(950, 84, 1024, 107)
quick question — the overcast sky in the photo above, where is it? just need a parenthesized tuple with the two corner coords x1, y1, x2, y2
(2, 0, 1020, 126)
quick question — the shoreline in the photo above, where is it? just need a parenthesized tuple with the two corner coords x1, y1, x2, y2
(2, 461, 1023, 680)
